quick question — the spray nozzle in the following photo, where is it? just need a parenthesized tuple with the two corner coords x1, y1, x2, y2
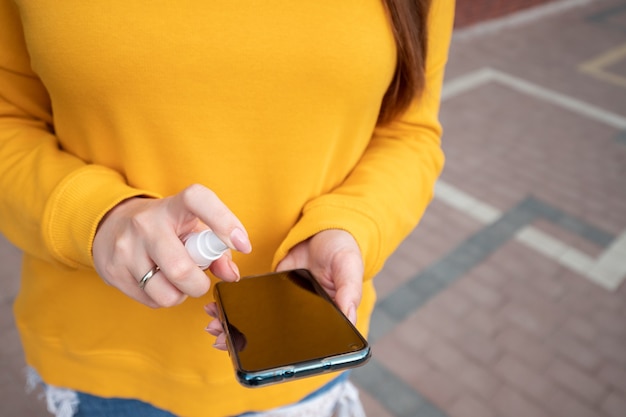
(185, 230, 229, 269)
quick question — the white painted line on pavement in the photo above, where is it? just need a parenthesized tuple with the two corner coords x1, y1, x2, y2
(489, 70, 626, 130)
(442, 68, 626, 129)
(434, 180, 625, 291)
(440, 68, 493, 101)
(439, 67, 626, 289)
(588, 230, 626, 291)
(453, 0, 594, 41)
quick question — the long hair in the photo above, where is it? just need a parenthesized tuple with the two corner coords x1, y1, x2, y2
(379, 0, 430, 125)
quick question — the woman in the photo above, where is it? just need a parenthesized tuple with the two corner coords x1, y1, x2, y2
(0, 0, 454, 416)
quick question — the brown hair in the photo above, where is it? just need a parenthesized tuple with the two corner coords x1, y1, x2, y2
(379, 0, 431, 125)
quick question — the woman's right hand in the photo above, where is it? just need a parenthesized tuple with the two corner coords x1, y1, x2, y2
(92, 184, 252, 308)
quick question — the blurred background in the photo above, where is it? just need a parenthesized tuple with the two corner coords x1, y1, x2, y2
(2, 0, 626, 416)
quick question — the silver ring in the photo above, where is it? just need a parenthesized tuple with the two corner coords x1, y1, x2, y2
(139, 265, 160, 290)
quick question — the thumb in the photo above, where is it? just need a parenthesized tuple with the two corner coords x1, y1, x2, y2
(331, 255, 363, 325)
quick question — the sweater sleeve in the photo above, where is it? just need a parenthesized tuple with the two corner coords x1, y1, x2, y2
(273, 0, 455, 279)
(0, 0, 159, 269)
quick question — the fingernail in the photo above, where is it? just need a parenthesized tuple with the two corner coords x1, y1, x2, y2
(230, 228, 252, 254)
(205, 327, 220, 337)
(205, 321, 220, 335)
(348, 304, 357, 325)
(229, 259, 240, 281)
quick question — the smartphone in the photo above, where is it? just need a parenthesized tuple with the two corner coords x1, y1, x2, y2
(213, 269, 370, 387)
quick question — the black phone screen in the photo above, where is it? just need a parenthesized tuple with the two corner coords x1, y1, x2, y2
(214, 269, 369, 385)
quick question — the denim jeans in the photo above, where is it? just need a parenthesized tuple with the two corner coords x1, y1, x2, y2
(61, 373, 350, 417)
(74, 392, 176, 417)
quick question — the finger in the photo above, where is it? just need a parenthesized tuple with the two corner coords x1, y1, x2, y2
(141, 272, 188, 308)
(207, 256, 240, 282)
(335, 287, 359, 325)
(213, 333, 228, 351)
(331, 257, 363, 325)
(205, 319, 224, 336)
(204, 302, 219, 318)
(171, 185, 252, 254)
(275, 241, 309, 273)
(112, 269, 161, 308)
(131, 260, 188, 307)
(148, 233, 213, 298)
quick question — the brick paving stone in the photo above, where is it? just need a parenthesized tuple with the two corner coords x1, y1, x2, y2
(446, 394, 496, 417)
(411, 366, 463, 410)
(492, 385, 551, 417)
(522, 272, 569, 302)
(557, 286, 600, 318)
(357, 389, 396, 417)
(462, 308, 503, 337)
(451, 275, 505, 310)
(375, 251, 422, 299)
(414, 300, 466, 342)
(410, 200, 482, 260)
(601, 391, 626, 417)
(502, 302, 560, 338)
(595, 336, 626, 368)
(532, 219, 604, 258)
(420, 334, 470, 375)
(454, 0, 561, 28)
(500, 280, 569, 324)
(426, 286, 476, 319)
(352, 359, 432, 417)
(545, 386, 602, 417)
(373, 330, 431, 386)
(456, 361, 503, 401)
(0, 370, 47, 417)
(396, 308, 450, 350)
(548, 330, 604, 372)
(488, 253, 566, 303)
(0, 235, 21, 303)
(591, 309, 626, 339)
(563, 315, 600, 344)
(0, 321, 24, 363)
(598, 363, 626, 396)
(547, 358, 608, 405)
(494, 327, 554, 370)
(466, 262, 511, 289)
(494, 354, 556, 403)
(435, 205, 486, 242)
(457, 330, 504, 366)
(484, 240, 551, 281)
(412, 402, 450, 417)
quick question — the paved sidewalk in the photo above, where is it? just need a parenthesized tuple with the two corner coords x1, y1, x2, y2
(352, 0, 626, 416)
(2, 1, 626, 416)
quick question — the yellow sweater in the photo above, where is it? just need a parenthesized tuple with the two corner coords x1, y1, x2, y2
(0, 1, 454, 416)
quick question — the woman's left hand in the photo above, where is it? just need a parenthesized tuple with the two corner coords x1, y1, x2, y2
(205, 229, 364, 350)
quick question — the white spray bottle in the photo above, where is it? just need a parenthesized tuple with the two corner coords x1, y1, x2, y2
(184, 230, 229, 269)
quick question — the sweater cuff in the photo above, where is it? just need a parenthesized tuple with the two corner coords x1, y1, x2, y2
(42, 165, 161, 269)
(272, 201, 382, 281)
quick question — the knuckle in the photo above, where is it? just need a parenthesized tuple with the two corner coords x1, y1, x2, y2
(191, 277, 211, 297)
(182, 184, 212, 204)
(166, 263, 196, 284)
(130, 210, 154, 234)
(112, 235, 132, 256)
(154, 291, 186, 308)
(167, 268, 211, 297)
(98, 262, 118, 282)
